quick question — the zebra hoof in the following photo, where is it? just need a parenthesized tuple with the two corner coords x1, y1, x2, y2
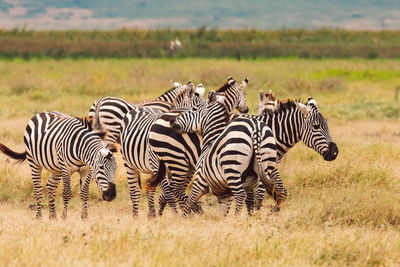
(147, 211, 157, 219)
(49, 214, 57, 220)
(192, 203, 204, 215)
(270, 205, 280, 213)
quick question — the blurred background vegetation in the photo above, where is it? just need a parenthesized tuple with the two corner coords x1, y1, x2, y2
(2, 28, 400, 59)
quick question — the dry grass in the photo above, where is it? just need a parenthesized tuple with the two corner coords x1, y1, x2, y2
(0, 58, 399, 266)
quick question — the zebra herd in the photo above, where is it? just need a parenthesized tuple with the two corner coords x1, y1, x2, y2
(0, 77, 338, 219)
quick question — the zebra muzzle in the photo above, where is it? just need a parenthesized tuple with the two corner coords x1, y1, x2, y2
(323, 142, 339, 161)
(170, 118, 183, 134)
(102, 183, 116, 201)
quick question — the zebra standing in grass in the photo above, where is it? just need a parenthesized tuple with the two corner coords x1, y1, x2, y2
(245, 96, 339, 209)
(148, 77, 249, 215)
(119, 87, 208, 217)
(88, 81, 202, 145)
(0, 112, 117, 219)
(169, 97, 285, 216)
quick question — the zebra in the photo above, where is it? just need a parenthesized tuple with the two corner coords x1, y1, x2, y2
(88, 81, 203, 145)
(0, 112, 117, 219)
(257, 89, 278, 114)
(147, 77, 249, 215)
(119, 88, 208, 217)
(243, 96, 339, 209)
(169, 96, 285, 216)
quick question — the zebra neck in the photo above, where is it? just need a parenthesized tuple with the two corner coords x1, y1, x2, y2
(77, 134, 102, 167)
(223, 86, 239, 112)
(258, 108, 303, 154)
(202, 104, 229, 149)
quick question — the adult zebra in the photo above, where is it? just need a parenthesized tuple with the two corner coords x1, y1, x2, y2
(241, 96, 339, 209)
(169, 97, 285, 216)
(148, 77, 249, 215)
(119, 89, 209, 217)
(88, 81, 204, 145)
(0, 112, 117, 219)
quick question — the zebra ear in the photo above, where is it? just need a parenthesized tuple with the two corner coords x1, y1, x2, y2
(241, 78, 249, 89)
(265, 90, 276, 101)
(259, 90, 265, 102)
(173, 81, 181, 88)
(195, 83, 205, 98)
(207, 90, 217, 103)
(100, 148, 112, 158)
(295, 101, 311, 116)
(307, 97, 318, 108)
(106, 143, 118, 153)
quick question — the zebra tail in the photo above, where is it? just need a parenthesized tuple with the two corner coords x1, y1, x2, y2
(252, 125, 275, 196)
(0, 143, 26, 162)
(147, 161, 167, 188)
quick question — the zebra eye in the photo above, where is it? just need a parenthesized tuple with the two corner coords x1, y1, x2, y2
(192, 107, 198, 111)
(313, 124, 319, 130)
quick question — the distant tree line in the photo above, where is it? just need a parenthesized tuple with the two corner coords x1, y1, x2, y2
(1, 27, 400, 59)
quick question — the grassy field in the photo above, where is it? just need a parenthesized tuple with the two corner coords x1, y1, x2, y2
(0, 58, 399, 266)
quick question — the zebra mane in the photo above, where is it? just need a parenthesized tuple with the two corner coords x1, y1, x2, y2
(155, 83, 185, 101)
(263, 99, 304, 115)
(216, 80, 234, 93)
(173, 89, 188, 103)
(75, 116, 108, 140)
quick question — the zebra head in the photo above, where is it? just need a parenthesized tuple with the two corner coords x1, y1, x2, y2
(170, 93, 227, 134)
(92, 146, 117, 201)
(216, 77, 249, 113)
(172, 81, 207, 109)
(296, 97, 338, 161)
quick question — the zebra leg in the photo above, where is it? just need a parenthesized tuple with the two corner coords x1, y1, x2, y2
(79, 167, 91, 219)
(30, 164, 43, 219)
(126, 166, 141, 217)
(254, 182, 266, 210)
(157, 192, 168, 216)
(46, 172, 61, 219)
(160, 179, 178, 214)
(226, 176, 246, 216)
(183, 174, 209, 217)
(169, 177, 190, 211)
(180, 177, 204, 214)
(269, 168, 288, 210)
(145, 173, 157, 218)
(245, 189, 255, 215)
(217, 195, 233, 216)
(61, 168, 73, 219)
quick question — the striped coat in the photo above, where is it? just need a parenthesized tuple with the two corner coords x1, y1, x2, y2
(0, 112, 117, 219)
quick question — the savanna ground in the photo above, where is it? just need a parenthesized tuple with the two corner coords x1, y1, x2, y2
(0, 58, 399, 266)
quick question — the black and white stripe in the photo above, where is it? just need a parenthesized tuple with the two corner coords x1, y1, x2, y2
(250, 97, 339, 209)
(170, 100, 284, 216)
(0, 112, 117, 219)
(148, 77, 249, 215)
(88, 82, 194, 145)
(119, 89, 207, 217)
